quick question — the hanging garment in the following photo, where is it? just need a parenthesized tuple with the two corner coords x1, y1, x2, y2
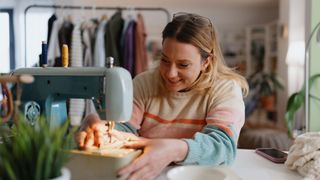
(70, 23, 83, 67)
(82, 25, 93, 67)
(68, 23, 85, 126)
(104, 11, 124, 66)
(57, 20, 74, 66)
(47, 14, 57, 45)
(94, 19, 108, 67)
(120, 15, 134, 48)
(82, 20, 98, 67)
(88, 19, 99, 55)
(83, 20, 100, 116)
(122, 20, 136, 76)
(47, 18, 63, 66)
(134, 13, 148, 75)
(58, 20, 74, 52)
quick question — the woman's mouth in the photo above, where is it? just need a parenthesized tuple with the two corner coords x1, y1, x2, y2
(166, 79, 181, 87)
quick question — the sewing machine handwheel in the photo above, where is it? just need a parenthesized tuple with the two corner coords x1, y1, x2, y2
(24, 101, 40, 126)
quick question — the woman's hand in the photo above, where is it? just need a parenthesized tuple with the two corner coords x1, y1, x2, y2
(117, 139, 188, 180)
(75, 114, 140, 149)
(75, 114, 106, 149)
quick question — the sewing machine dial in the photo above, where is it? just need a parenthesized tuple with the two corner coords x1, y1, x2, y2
(24, 101, 40, 125)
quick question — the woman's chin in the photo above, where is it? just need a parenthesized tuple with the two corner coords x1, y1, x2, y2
(165, 84, 183, 92)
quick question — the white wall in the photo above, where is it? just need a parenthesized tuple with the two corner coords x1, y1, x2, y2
(277, 0, 289, 128)
(3, 0, 279, 68)
(0, 0, 15, 7)
(59, 0, 278, 40)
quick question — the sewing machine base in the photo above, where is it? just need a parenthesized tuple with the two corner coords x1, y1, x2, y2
(66, 149, 141, 180)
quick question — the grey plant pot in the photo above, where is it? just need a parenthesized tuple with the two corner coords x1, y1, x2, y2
(50, 168, 71, 180)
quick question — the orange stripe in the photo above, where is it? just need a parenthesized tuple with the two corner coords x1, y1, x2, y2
(209, 123, 234, 137)
(206, 118, 233, 126)
(144, 112, 206, 125)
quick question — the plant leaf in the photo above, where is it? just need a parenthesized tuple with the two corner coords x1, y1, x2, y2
(285, 92, 304, 137)
(0, 116, 72, 179)
(285, 73, 320, 137)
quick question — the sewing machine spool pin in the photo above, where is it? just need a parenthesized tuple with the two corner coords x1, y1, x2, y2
(107, 121, 115, 143)
(106, 56, 114, 68)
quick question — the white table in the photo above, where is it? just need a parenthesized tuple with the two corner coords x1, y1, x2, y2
(230, 149, 301, 180)
(158, 149, 302, 180)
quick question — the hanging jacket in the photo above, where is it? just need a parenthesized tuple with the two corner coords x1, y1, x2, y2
(134, 13, 148, 75)
(94, 19, 108, 67)
(104, 11, 124, 66)
(47, 14, 57, 45)
(47, 18, 63, 67)
(123, 20, 136, 76)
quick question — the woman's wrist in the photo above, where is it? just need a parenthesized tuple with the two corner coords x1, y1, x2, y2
(172, 139, 188, 163)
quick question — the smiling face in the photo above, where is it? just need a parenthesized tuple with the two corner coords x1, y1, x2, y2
(159, 38, 208, 92)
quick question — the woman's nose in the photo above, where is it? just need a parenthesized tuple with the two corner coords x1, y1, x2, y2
(167, 66, 178, 78)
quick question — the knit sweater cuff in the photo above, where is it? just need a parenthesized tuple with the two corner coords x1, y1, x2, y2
(176, 139, 200, 165)
(115, 122, 138, 135)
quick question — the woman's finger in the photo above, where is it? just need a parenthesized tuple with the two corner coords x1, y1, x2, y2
(76, 131, 87, 149)
(127, 164, 152, 180)
(84, 130, 95, 149)
(94, 130, 103, 147)
(117, 150, 149, 176)
(123, 140, 147, 149)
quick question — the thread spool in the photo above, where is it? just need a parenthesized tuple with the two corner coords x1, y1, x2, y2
(41, 41, 48, 67)
(62, 44, 69, 67)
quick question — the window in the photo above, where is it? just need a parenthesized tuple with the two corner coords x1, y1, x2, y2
(0, 9, 14, 73)
(25, 9, 53, 67)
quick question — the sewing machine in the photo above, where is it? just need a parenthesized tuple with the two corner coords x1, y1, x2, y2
(13, 65, 141, 179)
(13, 66, 132, 127)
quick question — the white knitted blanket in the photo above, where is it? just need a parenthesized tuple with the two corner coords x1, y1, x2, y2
(285, 132, 320, 180)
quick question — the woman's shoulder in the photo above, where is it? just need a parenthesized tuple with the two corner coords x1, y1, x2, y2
(213, 78, 240, 90)
(133, 68, 158, 84)
(133, 68, 160, 95)
(209, 78, 243, 98)
(205, 79, 244, 108)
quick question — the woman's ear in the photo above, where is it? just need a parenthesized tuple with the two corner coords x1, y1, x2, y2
(201, 58, 210, 71)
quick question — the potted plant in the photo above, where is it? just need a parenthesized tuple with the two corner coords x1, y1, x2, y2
(252, 72, 285, 111)
(0, 117, 74, 180)
(285, 74, 320, 138)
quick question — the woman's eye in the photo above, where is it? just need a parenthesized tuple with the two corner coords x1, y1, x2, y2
(178, 64, 189, 68)
(161, 59, 170, 64)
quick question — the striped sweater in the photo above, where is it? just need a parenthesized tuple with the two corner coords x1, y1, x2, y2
(115, 69, 245, 165)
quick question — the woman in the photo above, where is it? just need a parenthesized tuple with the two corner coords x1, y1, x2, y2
(77, 12, 248, 179)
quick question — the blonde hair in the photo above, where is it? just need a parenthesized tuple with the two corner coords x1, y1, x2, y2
(161, 13, 248, 96)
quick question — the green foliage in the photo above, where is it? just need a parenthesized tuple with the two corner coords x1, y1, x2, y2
(0, 118, 74, 180)
(285, 74, 320, 138)
(252, 72, 284, 96)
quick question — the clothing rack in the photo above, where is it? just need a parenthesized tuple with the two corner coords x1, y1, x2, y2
(24, 4, 171, 67)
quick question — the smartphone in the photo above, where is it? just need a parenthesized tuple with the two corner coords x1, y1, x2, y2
(255, 148, 288, 163)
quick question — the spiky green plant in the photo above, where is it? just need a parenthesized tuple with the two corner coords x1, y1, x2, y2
(0, 118, 74, 180)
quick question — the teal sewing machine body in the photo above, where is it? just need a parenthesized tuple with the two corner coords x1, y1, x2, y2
(13, 67, 133, 127)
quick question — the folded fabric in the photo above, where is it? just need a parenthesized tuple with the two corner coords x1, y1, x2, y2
(285, 132, 320, 180)
(297, 158, 320, 180)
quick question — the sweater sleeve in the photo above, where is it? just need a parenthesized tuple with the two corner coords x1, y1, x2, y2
(115, 122, 138, 135)
(179, 82, 245, 165)
(181, 125, 236, 165)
